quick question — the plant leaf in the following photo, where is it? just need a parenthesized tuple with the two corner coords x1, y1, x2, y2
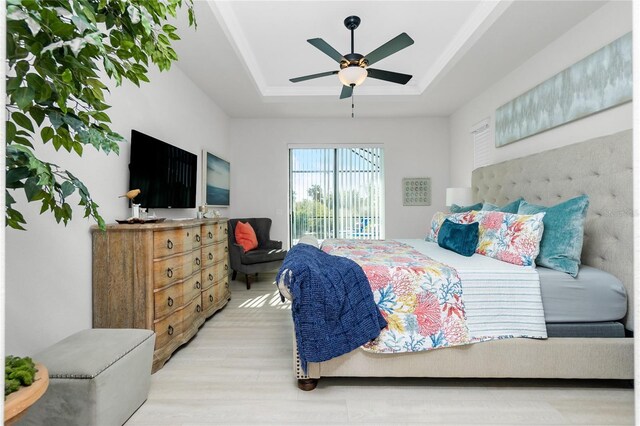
(29, 106, 45, 126)
(13, 87, 35, 110)
(6, 121, 16, 143)
(11, 111, 34, 132)
(41, 127, 54, 142)
(61, 181, 75, 197)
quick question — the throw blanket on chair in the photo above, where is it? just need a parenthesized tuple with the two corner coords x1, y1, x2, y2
(277, 243, 387, 373)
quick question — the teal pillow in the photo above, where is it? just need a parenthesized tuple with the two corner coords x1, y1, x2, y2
(450, 202, 482, 213)
(437, 219, 479, 257)
(481, 198, 523, 213)
(518, 195, 589, 276)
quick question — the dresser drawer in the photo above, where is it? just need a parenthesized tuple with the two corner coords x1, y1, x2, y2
(183, 273, 202, 304)
(214, 240, 228, 261)
(215, 258, 229, 282)
(202, 264, 216, 289)
(202, 285, 216, 314)
(202, 241, 226, 268)
(202, 261, 228, 289)
(154, 226, 201, 258)
(154, 282, 183, 319)
(154, 309, 182, 349)
(183, 297, 203, 327)
(190, 227, 203, 250)
(203, 277, 230, 316)
(201, 244, 216, 268)
(201, 224, 217, 245)
(153, 229, 190, 258)
(215, 275, 230, 305)
(153, 250, 202, 289)
(214, 222, 228, 242)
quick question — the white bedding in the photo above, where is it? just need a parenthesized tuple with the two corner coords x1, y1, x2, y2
(398, 239, 547, 340)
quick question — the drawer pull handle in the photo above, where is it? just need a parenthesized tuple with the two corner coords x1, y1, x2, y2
(196, 234, 200, 242)
(167, 297, 174, 307)
(196, 304, 202, 313)
(167, 268, 173, 278)
(208, 231, 213, 239)
(208, 253, 213, 260)
(209, 294, 214, 302)
(195, 257, 201, 266)
(187, 231, 190, 237)
(224, 264, 228, 271)
(167, 239, 173, 249)
(168, 325, 174, 336)
(208, 273, 214, 281)
(195, 281, 201, 289)
(224, 228, 227, 234)
(225, 246, 228, 252)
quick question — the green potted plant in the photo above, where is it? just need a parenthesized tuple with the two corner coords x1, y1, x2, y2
(6, 0, 196, 230)
(4, 0, 197, 412)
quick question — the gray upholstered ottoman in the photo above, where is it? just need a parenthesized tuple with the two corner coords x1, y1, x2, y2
(18, 329, 155, 426)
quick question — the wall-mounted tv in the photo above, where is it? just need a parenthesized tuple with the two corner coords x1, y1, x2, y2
(129, 130, 197, 208)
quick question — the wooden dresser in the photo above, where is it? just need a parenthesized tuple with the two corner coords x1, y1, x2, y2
(92, 218, 230, 372)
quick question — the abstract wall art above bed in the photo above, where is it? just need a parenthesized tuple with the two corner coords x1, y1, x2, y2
(495, 32, 632, 147)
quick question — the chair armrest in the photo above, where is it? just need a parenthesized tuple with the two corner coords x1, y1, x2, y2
(228, 243, 245, 269)
(263, 240, 283, 250)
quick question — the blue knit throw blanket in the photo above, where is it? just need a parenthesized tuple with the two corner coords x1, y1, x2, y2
(276, 243, 387, 373)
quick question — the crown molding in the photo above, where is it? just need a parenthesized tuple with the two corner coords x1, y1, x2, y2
(210, 0, 512, 98)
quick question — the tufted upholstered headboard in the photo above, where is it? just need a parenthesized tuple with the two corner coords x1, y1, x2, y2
(471, 129, 633, 330)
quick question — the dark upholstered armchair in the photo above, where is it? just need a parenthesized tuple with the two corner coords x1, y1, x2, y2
(228, 218, 287, 289)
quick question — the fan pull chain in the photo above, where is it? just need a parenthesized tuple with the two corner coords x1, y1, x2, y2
(351, 90, 355, 118)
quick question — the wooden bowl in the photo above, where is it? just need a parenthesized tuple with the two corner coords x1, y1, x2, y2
(4, 363, 49, 425)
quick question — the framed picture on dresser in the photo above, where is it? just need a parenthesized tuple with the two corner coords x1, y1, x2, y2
(202, 150, 230, 207)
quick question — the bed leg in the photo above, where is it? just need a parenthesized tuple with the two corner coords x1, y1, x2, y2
(297, 378, 318, 391)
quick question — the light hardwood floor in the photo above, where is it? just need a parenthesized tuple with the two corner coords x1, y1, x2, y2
(127, 273, 634, 425)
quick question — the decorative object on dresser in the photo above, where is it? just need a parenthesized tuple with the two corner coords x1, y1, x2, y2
(92, 218, 231, 372)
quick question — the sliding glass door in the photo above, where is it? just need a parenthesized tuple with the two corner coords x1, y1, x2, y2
(289, 147, 384, 245)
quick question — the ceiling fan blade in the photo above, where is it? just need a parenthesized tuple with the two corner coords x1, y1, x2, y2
(366, 68, 412, 85)
(307, 38, 346, 63)
(290, 71, 338, 83)
(364, 33, 414, 66)
(340, 85, 353, 99)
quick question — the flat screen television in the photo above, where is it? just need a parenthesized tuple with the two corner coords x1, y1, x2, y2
(128, 130, 197, 208)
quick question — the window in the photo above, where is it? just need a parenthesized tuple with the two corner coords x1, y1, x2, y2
(472, 118, 491, 170)
(289, 147, 384, 245)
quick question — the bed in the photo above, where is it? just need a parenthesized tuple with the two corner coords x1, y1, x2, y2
(285, 129, 633, 390)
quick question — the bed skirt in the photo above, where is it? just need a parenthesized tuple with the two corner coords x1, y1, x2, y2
(296, 337, 633, 380)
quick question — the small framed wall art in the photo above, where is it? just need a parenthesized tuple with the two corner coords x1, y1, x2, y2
(202, 150, 230, 207)
(403, 178, 431, 206)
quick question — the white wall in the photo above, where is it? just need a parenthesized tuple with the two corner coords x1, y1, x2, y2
(229, 118, 449, 245)
(5, 66, 230, 356)
(449, 1, 633, 187)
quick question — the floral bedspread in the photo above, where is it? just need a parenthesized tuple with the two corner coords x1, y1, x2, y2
(322, 239, 471, 353)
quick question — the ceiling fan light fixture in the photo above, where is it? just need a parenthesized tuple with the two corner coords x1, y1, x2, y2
(338, 66, 368, 87)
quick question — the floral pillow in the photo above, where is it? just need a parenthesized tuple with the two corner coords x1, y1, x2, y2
(474, 211, 546, 267)
(426, 211, 478, 242)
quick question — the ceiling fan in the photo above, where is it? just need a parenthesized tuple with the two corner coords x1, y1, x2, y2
(290, 15, 415, 99)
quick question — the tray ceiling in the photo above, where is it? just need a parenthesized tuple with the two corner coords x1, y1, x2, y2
(171, 1, 609, 118)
